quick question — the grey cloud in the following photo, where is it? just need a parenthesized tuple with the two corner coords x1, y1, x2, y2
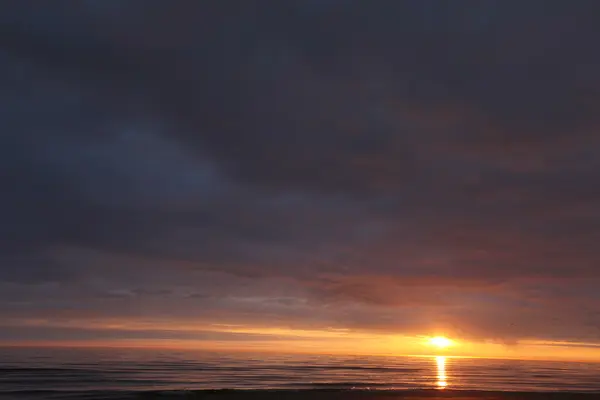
(2, 1, 600, 344)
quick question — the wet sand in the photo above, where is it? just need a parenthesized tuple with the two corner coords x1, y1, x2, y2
(139, 390, 600, 400)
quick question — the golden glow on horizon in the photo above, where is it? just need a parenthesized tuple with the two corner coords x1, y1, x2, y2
(428, 336, 454, 349)
(8, 318, 600, 362)
(436, 356, 447, 389)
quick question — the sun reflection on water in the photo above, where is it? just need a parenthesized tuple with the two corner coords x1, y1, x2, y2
(436, 356, 447, 389)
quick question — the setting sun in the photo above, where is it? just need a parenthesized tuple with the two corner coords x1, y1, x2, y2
(428, 336, 454, 349)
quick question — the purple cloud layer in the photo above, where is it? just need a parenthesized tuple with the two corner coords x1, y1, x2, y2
(1, 1, 600, 344)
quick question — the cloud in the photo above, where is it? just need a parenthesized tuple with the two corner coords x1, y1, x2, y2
(1, 1, 600, 346)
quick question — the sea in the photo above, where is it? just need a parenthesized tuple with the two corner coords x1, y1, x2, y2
(1, 347, 600, 399)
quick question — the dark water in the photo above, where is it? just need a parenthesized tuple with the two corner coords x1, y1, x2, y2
(1, 347, 600, 398)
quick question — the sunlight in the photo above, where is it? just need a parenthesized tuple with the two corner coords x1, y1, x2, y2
(428, 336, 454, 349)
(436, 356, 447, 389)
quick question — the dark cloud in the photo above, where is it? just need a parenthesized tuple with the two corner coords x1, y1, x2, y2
(1, 1, 600, 346)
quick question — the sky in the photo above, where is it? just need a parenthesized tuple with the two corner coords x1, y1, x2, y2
(2, 1, 600, 361)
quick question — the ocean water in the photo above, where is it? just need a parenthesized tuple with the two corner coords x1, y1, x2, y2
(1, 347, 600, 398)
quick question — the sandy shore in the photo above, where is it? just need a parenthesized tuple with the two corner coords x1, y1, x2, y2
(138, 390, 600, 400)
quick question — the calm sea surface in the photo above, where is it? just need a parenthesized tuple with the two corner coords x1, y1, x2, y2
(1, 347, 600, 398)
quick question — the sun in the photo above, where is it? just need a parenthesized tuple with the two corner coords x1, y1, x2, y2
(428, 336, 454, 349)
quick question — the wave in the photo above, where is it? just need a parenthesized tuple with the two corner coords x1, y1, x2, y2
(2, 348, 600, 397)
(3, 389, 600, 400)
